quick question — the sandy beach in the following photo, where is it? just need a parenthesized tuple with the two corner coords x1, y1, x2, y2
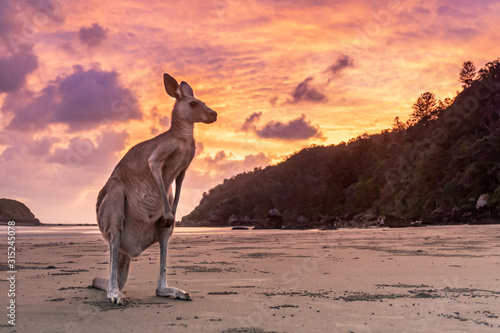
(1, 224, 499, 332)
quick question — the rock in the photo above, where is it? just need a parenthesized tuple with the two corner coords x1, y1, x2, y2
(476, 194, 490, 210)
(461, 212, 472, 218)
(354, 211, 377, 222)
(384, 215, 408, 228)
(364, 210, 377, 221)
(253, 209, 284, 229)
(0, 198, 41, 225)
(319, 215, 338, 229)
(268, 209, 282, 218)
(231, 226, 249, 230)
(296, 215, 308, 224)
(353, 213, 364, 221)
(341, 213, 353, 221)
(432, 208, 445, 216)
(207, 198, 239, 224)
(451, 206, 461, 218)
(228, 214, 239, 225)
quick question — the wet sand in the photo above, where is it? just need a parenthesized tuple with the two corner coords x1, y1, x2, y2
(1, 225, 499, 332)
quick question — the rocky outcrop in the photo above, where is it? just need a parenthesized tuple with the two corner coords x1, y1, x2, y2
(253, 209, 284, 229)
(227, 214, 237, 225)
(382, 215, 409, 228)
(180, 194, 498, 229)
(476, 194, 490, 211)
(0, 198, 41, 225)
(207, 198, 239, 224)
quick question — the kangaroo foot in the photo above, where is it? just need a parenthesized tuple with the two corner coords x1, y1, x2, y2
(156, 287, 192, 301)
(107, 288, 127, 305)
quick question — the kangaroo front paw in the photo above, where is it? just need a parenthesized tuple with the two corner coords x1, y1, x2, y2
(107, 289, 127, 305)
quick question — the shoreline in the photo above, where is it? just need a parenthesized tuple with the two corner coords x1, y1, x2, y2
(2, 219, 500, 229)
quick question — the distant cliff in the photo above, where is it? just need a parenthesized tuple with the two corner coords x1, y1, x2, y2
(0, 198, 41, 225)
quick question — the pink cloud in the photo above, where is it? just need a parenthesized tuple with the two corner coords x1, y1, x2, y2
(256, 115, 325, 141)
(78, 23, 108, 48)
(46, 131, 129, 168)
(0, 44, 38, 93)
(325, 54, 354, 83)
(241, 111, 262, 131)
(3, 65, 142, 132)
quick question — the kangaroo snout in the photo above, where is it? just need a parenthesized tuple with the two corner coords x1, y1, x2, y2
(206, 110, 217, 123)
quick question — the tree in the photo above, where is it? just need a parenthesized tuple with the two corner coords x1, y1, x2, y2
(459, 61, 477, 88)
(478, 60, 500, 80)
(392, 116, 406, 132)
(436, 97, 454, 112)
(410, 92, 438, 125)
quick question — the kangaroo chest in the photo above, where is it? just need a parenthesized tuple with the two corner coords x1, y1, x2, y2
(161, 146, 194, 180)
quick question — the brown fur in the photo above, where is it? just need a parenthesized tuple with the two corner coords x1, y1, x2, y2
(92, 73, 217, 304)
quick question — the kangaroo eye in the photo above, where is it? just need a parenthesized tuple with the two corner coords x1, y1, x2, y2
(189, 101, 198, 108)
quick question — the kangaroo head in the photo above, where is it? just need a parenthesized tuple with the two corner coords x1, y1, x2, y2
(164, 73, 217, 124)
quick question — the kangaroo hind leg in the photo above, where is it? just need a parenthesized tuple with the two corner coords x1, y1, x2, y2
(94, 183, 128, 305)
(92, 252, 130, 290)
(155, 230, 192, 301)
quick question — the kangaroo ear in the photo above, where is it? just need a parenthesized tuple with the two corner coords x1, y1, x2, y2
(180, 81, 194, 98)
(164, 73, 181, 99)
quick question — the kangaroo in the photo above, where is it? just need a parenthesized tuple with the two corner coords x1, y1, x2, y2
(92, 73, 217, 305)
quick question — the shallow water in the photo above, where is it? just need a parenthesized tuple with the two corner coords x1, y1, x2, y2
(0, 225, 234, 236)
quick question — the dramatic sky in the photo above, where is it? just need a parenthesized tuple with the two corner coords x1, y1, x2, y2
(1, 0, 499, 223)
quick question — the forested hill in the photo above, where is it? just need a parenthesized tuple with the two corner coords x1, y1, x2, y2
(183, 60, 500, 228)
